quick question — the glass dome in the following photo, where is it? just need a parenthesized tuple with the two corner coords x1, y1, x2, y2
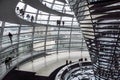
(0, 0, 88, 79)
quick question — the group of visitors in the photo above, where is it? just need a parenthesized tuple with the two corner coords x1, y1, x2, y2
(16, 7, 34, 22)
(5, 32, 15, 69)
(8, 32, 13, 44)
(66, 60, 72, 65)
(79, 58, 88, 62)
(16, 7, 25, 17)
(66, 58, 88, 65)
(26, 14, 34, 22)
(57, 20, 65, 26)
(5, 56, 12, 69)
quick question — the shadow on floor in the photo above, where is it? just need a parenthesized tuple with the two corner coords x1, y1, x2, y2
(2, 64, 66, 80)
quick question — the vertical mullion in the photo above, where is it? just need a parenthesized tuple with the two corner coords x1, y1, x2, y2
(0, 21, 5, 48)
(56, 3, 65, 60)
(16, 24, 21, 69)
(44, 26, 48, 65)
(44, 0, 55, 52)
(44, 26, 48, 53)
(69, 18, 74, 54)
(35, 10, 39, 22)
(31, 25, 35, 60)
(57, 27, 60, 60)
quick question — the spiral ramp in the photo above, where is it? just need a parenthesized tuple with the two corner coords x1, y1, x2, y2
(68, 0, 120, 80)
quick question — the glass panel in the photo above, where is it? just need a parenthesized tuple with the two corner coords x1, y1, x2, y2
(3, 28, 18, 35)
(0, 21, 2, 27)
(35, 26, 46, 31)
(37, 15, 49, 20)
(5, 22, 20, 27)
(19, 33, 32, 42)
(62, 17, 72, 21)
(49, 21, 56, 25)
(33, 41, 44, 51)
(17, 2, 25, 9)
(26, 5, 37, 13)
(20, 27, 33, 33)
(49, 16, 60, 20)
(53, 4, 63, 11)
(34, 32, 45, 38)
(65, 6, 71, 11)
(55, 1, 64, 5)
(39, 11, 49, 15)
(44, 0, 54, 3)
(36, 21, 48, 24)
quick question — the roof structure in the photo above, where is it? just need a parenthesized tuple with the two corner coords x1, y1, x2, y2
(0, 0, 86, 80)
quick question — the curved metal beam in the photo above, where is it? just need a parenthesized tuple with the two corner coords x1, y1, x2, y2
(0, 0, 33, 25)
(57, 0, 67, 3)
(23, 0, 73, 17)
(0, 0, 78, 28)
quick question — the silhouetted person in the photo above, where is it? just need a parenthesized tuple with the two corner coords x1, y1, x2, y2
(5, 56, 12, 69)
(85, 58, 87, 61)
(16, 7, 19, 13)
(69, 60, 72, 64)
(8, 32, 13, 44)
(20, 9, 23, 14)
(20, 9, 24, 17)
(57, 20, 59, 25)
(31, 15, 34, 22)
(5, 57, 9, 69)
(57, 20, 61, 26)
(62, 21, 64, 26)
(66, 60, 68, 65)
(22, 11, 25, 17)
(26, 14, 30, 20)
(16, 7, 19, 11)
(79, 58, 83, 62)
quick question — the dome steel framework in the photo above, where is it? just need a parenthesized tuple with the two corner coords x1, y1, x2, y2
(68, 0, 120, 80)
